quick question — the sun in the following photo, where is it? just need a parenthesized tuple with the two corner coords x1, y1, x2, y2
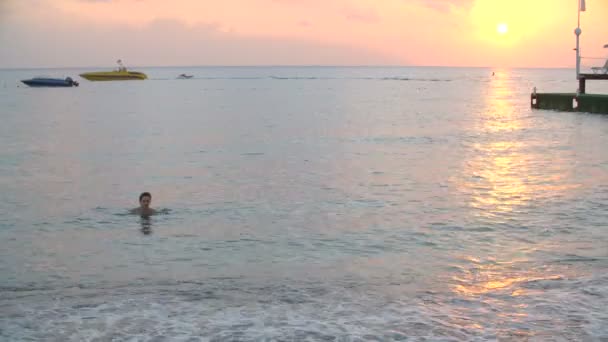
(497, 23, 508, 35)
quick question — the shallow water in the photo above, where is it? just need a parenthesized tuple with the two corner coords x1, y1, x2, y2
(1, 66, 608, 340)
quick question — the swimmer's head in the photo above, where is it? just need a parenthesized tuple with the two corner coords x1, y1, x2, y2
(139, 192, 152, 208)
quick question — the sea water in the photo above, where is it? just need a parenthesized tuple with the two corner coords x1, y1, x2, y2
(0, 66, 607, 341)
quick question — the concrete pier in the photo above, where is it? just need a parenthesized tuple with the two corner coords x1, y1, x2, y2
(531, 73, 608, 114)
(531, 92, 608, 114)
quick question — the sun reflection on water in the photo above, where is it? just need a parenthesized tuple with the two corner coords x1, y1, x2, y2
(451, 257, 562, 298)
(457, 71, 579, 221)
(441, 72, 580, 335)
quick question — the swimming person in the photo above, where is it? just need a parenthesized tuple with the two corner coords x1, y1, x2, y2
(130, 192, 157, 217)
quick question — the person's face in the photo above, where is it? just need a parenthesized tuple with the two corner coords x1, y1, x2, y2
(140, 196, 151, 208)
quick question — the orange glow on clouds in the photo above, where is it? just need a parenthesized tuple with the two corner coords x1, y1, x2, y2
(0, 0, 607, 68)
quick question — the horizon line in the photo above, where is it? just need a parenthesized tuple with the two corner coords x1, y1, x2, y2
(0, 64, 575, 71)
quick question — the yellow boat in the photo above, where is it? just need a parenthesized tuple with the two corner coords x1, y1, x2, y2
(80, 60, 147, 81)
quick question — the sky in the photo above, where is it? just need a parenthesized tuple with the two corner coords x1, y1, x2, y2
(0, 0, 606, 68)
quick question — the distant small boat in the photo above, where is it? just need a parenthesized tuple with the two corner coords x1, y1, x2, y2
(21, 77, 79, 87)
(80, 59, 147, 81)
(177, 74, 194, 79)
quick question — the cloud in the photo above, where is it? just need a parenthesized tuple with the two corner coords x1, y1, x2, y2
(418, 0, 475, 12)
(0, 10, 401, 68)
(124, 18, 398, 66)
(0, 1, 17, 17)
(297, 20, 311, 27)
(270, 0, 322, 4)
(78, 0, 144, 2)
(342, 6, 379, 23)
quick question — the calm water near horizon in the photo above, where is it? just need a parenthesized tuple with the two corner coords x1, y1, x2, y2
(1, 66, 607, 340)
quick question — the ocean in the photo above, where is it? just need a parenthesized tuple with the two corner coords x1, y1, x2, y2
(1, 66, 607, 341)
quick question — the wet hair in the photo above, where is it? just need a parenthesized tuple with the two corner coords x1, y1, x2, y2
(139, 192, 152, 201)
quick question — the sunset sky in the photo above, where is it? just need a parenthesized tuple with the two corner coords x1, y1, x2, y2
(0, 0, 606, 68)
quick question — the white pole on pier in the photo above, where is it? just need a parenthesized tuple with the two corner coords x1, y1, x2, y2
(575, 0, 586, 79)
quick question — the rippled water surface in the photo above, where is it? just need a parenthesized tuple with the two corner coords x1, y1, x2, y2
(1, 66, 608, 341)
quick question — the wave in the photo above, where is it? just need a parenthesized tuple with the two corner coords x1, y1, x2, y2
(2, 273, 607, 341)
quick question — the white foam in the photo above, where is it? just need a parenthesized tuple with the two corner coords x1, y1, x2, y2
(2, 273, 607, 341)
